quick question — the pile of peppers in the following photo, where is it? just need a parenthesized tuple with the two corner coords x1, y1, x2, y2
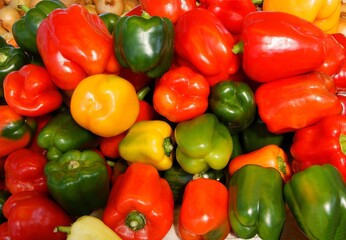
(0, 0, 346, 239)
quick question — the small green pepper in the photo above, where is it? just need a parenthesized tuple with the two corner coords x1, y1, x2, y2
(99, 12, 119, 34)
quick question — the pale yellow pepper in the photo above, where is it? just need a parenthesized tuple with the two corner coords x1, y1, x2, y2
(262, 0, 341, 33)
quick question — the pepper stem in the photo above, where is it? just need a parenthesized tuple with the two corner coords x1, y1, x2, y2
(125, 211, 146, 231)
(163, 137, 174, 157)
(252, 0, 263, 5)
(67, 160, 80, 170)
(141, 11, 151, 19)
(17, 5, 30, 13)
(340, 134, 346, 154)
(54, 226, 71, 234)
(137, 86, 151, 101)
(277, 156, 286, 175)
(232, 41, 244, 54)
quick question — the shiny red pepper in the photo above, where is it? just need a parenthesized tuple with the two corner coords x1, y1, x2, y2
(332, 33, 346, 91)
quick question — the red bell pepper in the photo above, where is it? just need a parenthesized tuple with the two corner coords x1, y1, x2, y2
(236, 11, 327, 82)
(174, 8, 239, 86)
(4, 148, 48, 195)
(178, 178, 230, 240)
(36, 4, 120, 90)
(153, 66, 210, 122)
(0, 105, 34, 158)
(139, 0, 196, 23)
(290, 114, 346, 181)
(199, 0, 257, 35)
(0, 222, 9, 240)
(3, 64, 63, 117)
(2, 191, 72, 240)
(255, 71, 343, 134)
(102, 162, 174, 240)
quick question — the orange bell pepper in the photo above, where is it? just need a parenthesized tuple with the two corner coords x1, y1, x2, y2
(228, 144, 292, 182)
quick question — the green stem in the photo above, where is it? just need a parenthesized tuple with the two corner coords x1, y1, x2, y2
(163, 137, 174, 157)
(125, 211, 146, 231)
(137, 86, 151, 101)
(252, 0, 263, 5)
(17, 5, 30, 13)
(277, 156, 286, 175)
(340, 134, 346, 154)
(232, 41, 244, 55)
(54, 226, 71, 234)
(141, 11, 151, 19)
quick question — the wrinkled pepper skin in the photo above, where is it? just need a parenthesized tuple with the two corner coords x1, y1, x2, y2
(44, 149, 110, 217)
(290, 114, 346, 181)
(114, 13, 174, 79)
(174, 113, 233, 174)
(36, 4, 120, 90)
(209, 80, 256, 134)
(12, 0, 66, 55)
(255, 71, 342, 134)
(262, 0, 341, 33)
(284, 164, 346, 240)
(179, 178, 230, 240)
(102, 162, 174, 240)
(228, 165, 286, 240)
(119, 120, 174, 170)
(37, 110, 98, 161)
(238, 11, 327, 83)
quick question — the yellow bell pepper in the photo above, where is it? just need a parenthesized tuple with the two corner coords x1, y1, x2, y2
(118, 120, 174, 170)
(55, 215, 123, 240)
(70, 74, 139, 137)
(262, 0, 341, 33)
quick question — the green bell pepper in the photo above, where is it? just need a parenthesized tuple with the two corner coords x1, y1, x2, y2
(113, 12, 174, 78)
(37, 110, 98, 161)
(209, 80, 256, 134)
(99, 12, 120, 34)
(44, 149, 110, 217)
(12, 0, 66, 55)
(228, 164, 286, 240)
(174, 113, 233, 174)
(284, 164, 346, 240)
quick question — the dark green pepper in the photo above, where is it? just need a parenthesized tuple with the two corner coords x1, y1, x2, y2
(228, 164, 286, 240)
(44, 149, 110, 217)
(99, 12, 120, 34)
(113, 12, 174, 78)
(284, 164, 346, 240)
(209, 80, 256, 134)
(12, 0, 66, 55)
(37, 110, 98, 161)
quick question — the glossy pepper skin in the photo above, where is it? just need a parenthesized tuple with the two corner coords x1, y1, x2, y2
(209, 80, 256, 134)
(262, 0, 341, 33)
(228, 165, 286, 240)
(255, 71, 342, 134)
(2, 191, 72, 240)
(70, 74, 140, 137)
(36, 4, 120, 90)
(12, 0, 66, 55)
(37, 110, 98, 161)
(174, 8, 239, 86)
(153, 66, 210, 123)
(290, 115, 346, 181)
(44, 149, 110, 217)
(4, 64, 63, 117)
(174, 113, 233, 174)
(118, 120, 174, 170)
(179, 178, 230, 240)
(284, 164, 346, 240)
(237, 11, 327, 83)
(113, 12, 174, 79)
(102, 162, 174, 240)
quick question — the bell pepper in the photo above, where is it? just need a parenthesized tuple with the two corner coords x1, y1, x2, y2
(228, 164, 286, 240)
(199, 0, 257, 35)
(228, 144, 292, 182)
(139, 0, 196, 23)
(290, 114, 346, 181)
(99, 12, 120, 34)
(174, 113, 233, 174)
(102, 162, 174, 240)
(113, 12, 174, 79)
(174, 8, 239, 86)
(209, 80, 256, 134)
(4, 148, 48, 194)
(153, 66, 210, 123)
(36, 4, 120, 90)
(70, 74, 139, 137)
(0, 190, 10, 224)
(37, 110, 98, 161)
(284, 164, 346, 240)
(0, 222, 9, 240)
(2, 190, 72, 240)
(262, 0, 341, 33)
(178, 178, 230, 240)
(0, 105, 34, 158)
(118, 120, 174, 170)
(255, 71, 343, 134)
(3, 64, 63, 117)
(235, 11, 328, 83)
(55, 215, 122, 240)
(44, 149, 110, 217)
